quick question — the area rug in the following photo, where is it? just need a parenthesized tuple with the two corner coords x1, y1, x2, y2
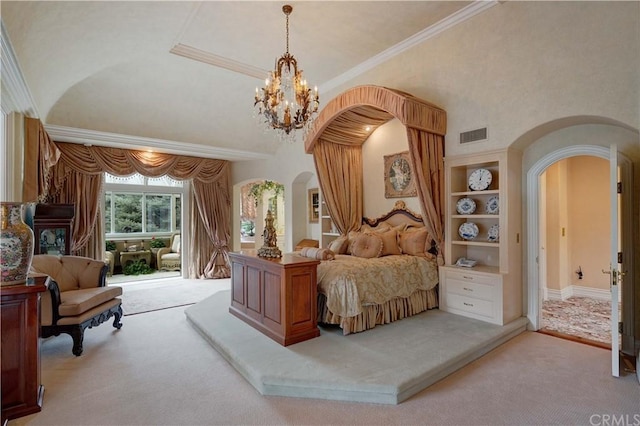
(541, 296, 613, 344)
(120, 278, 230, 316)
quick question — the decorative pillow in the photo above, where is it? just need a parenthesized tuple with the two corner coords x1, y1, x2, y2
(300, 247, 335, 261)
(345, 231, 363, 255)
(327, 236, 349, 255)
(399, 228, 429, 256)
(377, 229, 402, 256)
(401, 227, 428, 254)
(349, 233, 383, 259)
(361, 223, 390, 234)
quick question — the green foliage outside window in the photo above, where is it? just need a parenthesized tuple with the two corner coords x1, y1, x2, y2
(123, 260, 154, 276)
(149, 237, 166, 248)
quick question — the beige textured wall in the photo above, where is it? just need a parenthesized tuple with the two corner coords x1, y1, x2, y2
(544, 157, 610, 292)
(567, 156, 610, 289)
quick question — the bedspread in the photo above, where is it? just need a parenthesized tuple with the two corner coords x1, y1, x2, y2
(316, 254, 439, 318)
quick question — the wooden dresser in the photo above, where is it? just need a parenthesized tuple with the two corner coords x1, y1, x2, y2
(229, 250, 320, 346)
(1, 275, 48, 423)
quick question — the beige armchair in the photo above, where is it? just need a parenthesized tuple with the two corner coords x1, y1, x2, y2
(31, 255, 123, 356)
(157, 233, 181, 271)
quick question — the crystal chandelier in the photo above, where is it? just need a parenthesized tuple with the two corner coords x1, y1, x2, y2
(254, 4, 319, 142)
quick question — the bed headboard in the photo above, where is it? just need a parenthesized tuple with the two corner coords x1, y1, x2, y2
(363, 201, 424, 229)
(362, 201, 437, 255)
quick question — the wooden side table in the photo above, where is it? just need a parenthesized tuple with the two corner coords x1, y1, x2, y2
(229, 250, 320, 346)
(1, 275, 48, 423)
(119, 250, 151, 268)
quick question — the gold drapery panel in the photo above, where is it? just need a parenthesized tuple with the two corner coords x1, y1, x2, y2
(312, 143, 363, 235)
(305, 86, 446, 263)
(37, 138, 230, 277)
(407, 128, 445, 264)
(23, 117, 60, 202)
(190, 175, 231, 279)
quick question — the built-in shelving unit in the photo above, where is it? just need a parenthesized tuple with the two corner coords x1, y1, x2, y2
(439, 148, 522, 325)
(320, 197, 339, 248)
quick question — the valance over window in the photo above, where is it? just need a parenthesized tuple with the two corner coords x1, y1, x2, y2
(25, 117, 231, 278)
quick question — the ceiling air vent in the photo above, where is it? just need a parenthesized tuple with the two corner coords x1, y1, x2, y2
(460, 127, 487, 144)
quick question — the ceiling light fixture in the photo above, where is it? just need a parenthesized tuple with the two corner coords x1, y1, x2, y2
(254, 4, 319, 143)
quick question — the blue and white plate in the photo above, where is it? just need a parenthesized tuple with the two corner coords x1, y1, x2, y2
(456, 197, 476, 215)
(487, 224, 500, 242)
(458, 222, 479, 240)
(485, 196, 499, 215)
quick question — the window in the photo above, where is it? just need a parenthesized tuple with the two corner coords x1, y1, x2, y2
(104, 173, 183, 237)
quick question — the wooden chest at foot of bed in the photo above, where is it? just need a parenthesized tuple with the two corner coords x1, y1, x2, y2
(229, 251, 321, 346)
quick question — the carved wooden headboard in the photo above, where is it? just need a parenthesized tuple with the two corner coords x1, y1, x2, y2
(363, 201, 424, 228)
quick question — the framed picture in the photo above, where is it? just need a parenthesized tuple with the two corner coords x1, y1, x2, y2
(308, 188, 319, 223)
(384, 151, 417, 198)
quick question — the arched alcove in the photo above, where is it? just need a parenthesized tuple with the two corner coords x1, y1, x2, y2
(304, 85, 447, 262)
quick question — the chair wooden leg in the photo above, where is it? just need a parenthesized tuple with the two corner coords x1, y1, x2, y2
(113, 305, 123, 329)
(70, 326, 85, 357)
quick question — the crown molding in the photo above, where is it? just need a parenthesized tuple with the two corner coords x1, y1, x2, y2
(44, 125, 273, 162)
(1, 20, 39, 117)
(320, 1, 499, 93)
(170, 43, 269, 79)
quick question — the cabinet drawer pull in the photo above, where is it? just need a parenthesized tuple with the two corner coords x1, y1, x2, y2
(463, 287, 473, 292)
(463, 302, 474, 307)
(463, 275, 474, 280)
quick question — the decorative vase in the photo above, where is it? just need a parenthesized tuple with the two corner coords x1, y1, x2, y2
(0, 202, 35, 286)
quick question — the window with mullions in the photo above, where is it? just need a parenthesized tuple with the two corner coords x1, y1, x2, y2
(104, 173, 183, 236)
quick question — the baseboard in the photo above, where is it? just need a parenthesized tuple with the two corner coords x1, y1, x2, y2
(544, 285, 613, 302)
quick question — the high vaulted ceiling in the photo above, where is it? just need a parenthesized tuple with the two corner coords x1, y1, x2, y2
(2, 1, 474, 161)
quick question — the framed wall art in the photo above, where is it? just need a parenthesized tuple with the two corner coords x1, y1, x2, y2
(384, 151, 417, 198)
(308, 188, 319, 223)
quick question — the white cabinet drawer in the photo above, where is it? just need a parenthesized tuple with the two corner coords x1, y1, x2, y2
(446, 279, 494, 301)
(444, 270, 500, 286)
(447, 293, 494, 319)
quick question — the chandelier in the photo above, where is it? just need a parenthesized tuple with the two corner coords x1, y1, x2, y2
(254, 4, 319, 142)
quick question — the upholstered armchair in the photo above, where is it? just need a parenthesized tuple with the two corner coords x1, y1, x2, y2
(157, 233, 181, 271)
(30, 255, 123, 356)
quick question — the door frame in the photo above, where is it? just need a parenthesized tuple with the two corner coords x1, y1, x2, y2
(526, 145, 633, 348)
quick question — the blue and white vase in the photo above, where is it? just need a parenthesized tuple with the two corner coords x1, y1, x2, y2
(1, 202, 35, 286)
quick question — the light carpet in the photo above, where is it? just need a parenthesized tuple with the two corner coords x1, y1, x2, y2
(120, 277, 230, 315)
(12, 307, 640, 425)
(185, 290, 528, 404)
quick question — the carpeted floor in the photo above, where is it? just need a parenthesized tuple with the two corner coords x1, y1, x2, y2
(541, 296, 614, 344)
(119, 277, 230, 315)
(11, 306, 640, 425)
(186, 290, 528, 404)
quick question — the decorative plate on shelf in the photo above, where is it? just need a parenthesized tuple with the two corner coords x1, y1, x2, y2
(485, 196, 499, 215)
(458, 222, 479, 240)
(456, 197, 476, 215)
(487, 224, 500, 242)
(468, 168, 492, 191)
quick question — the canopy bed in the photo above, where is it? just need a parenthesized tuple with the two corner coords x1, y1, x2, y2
(303, 85, 447, 334)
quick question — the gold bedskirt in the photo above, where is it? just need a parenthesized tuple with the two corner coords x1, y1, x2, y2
(318, 287, 438, 335)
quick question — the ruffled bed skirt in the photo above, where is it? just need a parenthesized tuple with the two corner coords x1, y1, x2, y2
(317, 287, 439, 335)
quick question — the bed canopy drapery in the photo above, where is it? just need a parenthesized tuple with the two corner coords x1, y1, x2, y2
(304, 85, 447, 264)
